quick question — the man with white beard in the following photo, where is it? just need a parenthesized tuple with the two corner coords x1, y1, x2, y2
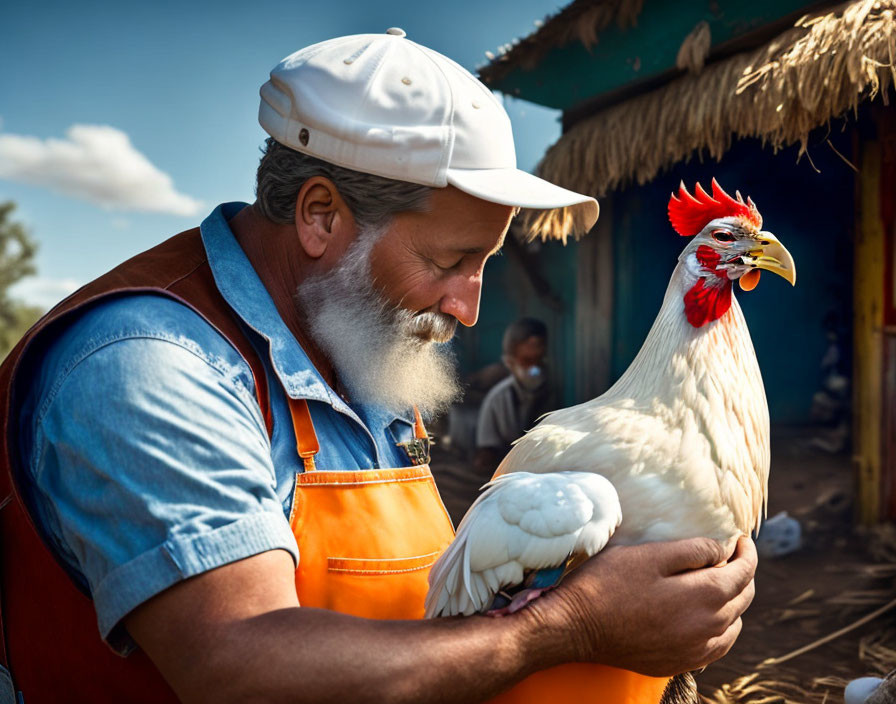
(0, 29, 757, 703)
(294, 209, 461, 417)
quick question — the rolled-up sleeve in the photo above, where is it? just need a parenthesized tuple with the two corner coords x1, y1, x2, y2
(29, 332, 297, 653)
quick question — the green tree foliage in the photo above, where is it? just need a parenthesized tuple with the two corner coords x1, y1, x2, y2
(0, 202, 43, 359)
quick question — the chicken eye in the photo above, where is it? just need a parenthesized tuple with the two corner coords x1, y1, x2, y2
(711, 230, 736, 243)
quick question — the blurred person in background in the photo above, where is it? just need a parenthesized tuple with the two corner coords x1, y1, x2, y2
(474, 318, 556, 476)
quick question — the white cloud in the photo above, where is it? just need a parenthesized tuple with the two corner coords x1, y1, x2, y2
(0, 124, 202, 216)
(10, 276, 82, 310)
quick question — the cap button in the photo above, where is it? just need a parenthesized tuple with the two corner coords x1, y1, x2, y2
(385, 27, 407, 37)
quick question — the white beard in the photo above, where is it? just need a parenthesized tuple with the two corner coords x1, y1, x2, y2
(294, 226, 461, 418)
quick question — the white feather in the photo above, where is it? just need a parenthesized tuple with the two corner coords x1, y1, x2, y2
(425, 472, 621, 617)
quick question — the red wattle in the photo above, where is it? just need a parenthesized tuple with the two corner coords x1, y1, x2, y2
(684, 278, 732, 327)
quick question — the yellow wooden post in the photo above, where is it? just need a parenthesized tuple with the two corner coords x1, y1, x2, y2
(854, 141, 886, 524)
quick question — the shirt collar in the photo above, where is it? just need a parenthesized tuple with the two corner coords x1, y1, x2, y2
(198, 203, 414, 428)
(200, 202, 340, 408)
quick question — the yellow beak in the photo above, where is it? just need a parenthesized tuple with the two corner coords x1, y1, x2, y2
(747, 232, 796, 286)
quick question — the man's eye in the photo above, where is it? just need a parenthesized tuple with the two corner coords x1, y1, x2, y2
(711, 230, 736, 243)
(433, 257, 463, 271)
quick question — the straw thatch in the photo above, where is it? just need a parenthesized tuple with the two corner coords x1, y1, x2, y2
(524, 0, 896, 241)
(479, 0, 644, 84)
(676, 20, 712, 75)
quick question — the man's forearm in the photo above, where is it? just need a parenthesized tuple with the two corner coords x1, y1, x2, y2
(162, 606, 551, 704)
(129, 551, 562, 703)
(129, 540, 758, 701)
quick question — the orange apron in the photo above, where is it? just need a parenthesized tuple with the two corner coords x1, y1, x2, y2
(285, 398, 669, 702)
(287, 398, 455, 619)
(489, 665, 669, 703)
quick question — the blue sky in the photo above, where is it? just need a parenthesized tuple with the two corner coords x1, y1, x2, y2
(0, 0, 564, 308)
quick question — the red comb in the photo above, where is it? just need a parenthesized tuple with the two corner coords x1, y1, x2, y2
(668, 178, 762, 236)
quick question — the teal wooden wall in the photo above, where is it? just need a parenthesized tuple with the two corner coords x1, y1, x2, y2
(486, 0, 820, 111)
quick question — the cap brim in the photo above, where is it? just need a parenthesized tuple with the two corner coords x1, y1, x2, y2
(447, 167, 599, 232)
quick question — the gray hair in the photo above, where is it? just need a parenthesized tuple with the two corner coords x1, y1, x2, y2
(255, 138, 432, 229)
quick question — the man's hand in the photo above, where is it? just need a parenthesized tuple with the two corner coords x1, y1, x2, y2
(521, 536, 757, 676)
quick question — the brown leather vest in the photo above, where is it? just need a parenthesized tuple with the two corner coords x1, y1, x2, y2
(0, 227, 271, 702)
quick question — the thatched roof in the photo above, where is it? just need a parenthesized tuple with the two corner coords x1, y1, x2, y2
(523, 0, 896, 241)
(479, 0, 644, 85)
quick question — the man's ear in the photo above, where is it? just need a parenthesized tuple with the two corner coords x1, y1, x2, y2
(294, 177, 355, 259)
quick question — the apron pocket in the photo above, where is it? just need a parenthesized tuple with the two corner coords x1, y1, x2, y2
(327, 551, 440, 575)
(315, 551, 441, 619)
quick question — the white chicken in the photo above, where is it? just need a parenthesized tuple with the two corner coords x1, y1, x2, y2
(425, 181, 796, 693)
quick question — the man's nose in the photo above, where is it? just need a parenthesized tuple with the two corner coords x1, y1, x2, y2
(439, 273, 483, 327)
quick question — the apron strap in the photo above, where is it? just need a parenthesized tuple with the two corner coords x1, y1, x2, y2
(412, 406, 427, 440)
(289, 398, 320, 472)
(290, 400, 426, 471)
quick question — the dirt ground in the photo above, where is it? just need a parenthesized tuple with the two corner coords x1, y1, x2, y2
(428, 426, 896, 704)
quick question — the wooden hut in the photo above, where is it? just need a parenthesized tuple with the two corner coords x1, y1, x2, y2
(474, 0, 896, 523)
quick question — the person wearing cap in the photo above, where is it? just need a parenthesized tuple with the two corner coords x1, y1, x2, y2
(0, 29, 756, 704)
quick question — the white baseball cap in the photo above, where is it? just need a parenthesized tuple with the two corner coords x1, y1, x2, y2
(259, 28, 598, 231)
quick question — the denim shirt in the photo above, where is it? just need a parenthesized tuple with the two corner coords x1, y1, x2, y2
(18, 203, 420, 652)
